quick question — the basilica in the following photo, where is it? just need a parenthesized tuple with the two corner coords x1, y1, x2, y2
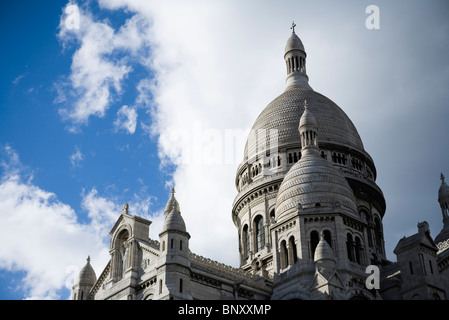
(72, 24, 449, 300)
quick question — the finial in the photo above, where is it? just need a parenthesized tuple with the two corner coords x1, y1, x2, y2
(304, 99, 308, 110)
(171, 187, 175, 196)
(291, 21, 296, 34)
(87, 255, 91, 263)
(122, 203, 129, 215)
(441, 173, 445, 184)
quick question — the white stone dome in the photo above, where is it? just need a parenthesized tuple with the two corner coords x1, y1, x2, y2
(76, 257, 97, 286)
(274, 153, 358, 220)
(243, 88, 365, 162)
(275, 104, 358, 220)
(162, 207, 186, 233)
(285, 32, 305, 54)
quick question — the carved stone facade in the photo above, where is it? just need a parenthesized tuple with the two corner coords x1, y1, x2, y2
(72, 24, 449, 300)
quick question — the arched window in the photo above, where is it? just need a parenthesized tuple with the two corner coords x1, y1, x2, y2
(242, 224, 249, 260)
(280, 240, 288, 269)
(310, 230, 320, 258)
(254, 216, 265, 252)
(289, 236, 297, 265)
(355, 236, 362, 264)
(113, 229, 130, 281)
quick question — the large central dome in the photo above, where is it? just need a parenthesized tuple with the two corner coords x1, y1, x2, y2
(243, 87, 365, 162)
(232, 24, 387, 275)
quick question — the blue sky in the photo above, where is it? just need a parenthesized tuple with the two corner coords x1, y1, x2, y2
(0, 0, 448, 299)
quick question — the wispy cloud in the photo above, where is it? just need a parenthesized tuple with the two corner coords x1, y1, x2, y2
(55, 3, 152, 131)
(114, 105, 138, 134)
(12, 74, 26, 86)
(70, 146, 84, 168)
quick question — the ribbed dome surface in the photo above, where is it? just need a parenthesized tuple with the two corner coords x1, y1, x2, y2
(77, 257, 97, 286)
(244, 87, 364, 162)
(162, 207, 186, 233)
(275, 154, 358, 220)
(314, 235, 335, 264)
(285, 32, 305, 53)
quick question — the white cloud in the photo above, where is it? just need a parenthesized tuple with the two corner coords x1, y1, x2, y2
(55, 0, 449, 269)
(0, 146, 159, 299)
(70, 146, 84, 168)
(56, 3, 152, 129)
(114, 105, 138, 134)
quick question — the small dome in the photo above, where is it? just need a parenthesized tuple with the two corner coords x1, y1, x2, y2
(275, 106, 358, 220)
(439, 173, 449, 201)
(162, 207, 186, 233)
(275, 154, 358, 220)
(164, 188, 180, 216)
(314, 234, 335, 264)
(299, 101, 317, 129)
(76, 256, 97, 286)
(285, 32, 305, 54)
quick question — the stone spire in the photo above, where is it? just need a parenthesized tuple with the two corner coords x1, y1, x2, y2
(162, 188, 187, 233)
(298, 100, 319, 157)
(164, 187, 181, 216)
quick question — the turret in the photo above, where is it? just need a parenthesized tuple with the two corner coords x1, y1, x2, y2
(158, 188, 192, 299)
(72, 256, 97, 300)
(284, 21, 311, 89)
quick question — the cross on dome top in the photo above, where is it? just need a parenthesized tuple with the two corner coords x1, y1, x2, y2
(441, 173, 446, 184)
(291, 21, 296, 34)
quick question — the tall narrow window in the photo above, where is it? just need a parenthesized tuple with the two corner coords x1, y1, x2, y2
(180, 240, 183, 251)
(289, 236, 297, 265)
(310, 230, 319, 258)
(280, 240, 288, 269)
(409, 261, 414, 275)
(255, 216, 265, 252)
(355, 236, 362, 264)
(179, 278, 183, 293)
(242, 225, 249, 260)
